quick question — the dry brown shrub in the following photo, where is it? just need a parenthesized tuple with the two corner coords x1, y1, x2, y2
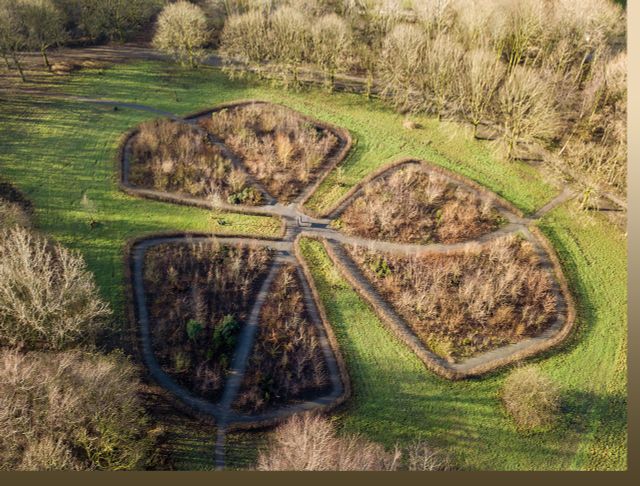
(199, 103, 338, 202)
(340, 165, 501, 245)
(257, 413, 450, 471)
(130, 119, 261, 204)
(0, 200, 30, 228)
(502, 365, 560, 431)
(0, 226, 110, 350)
(348, 234, 557, 361)
(234, 265, 329, 413)
(0, 349, 150, 470)
(143, 241, 272, 400)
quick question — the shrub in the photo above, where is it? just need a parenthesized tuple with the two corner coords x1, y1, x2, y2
(0, 349, 150, 470)
(257, 413, 450, 471)
(0, 226, 110, 350)
(257, 413, 399, 471)
(0, 200, 30, 228)
(502, 365, 561, 430)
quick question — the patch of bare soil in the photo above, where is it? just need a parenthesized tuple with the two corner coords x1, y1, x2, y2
(142, 241, 272, 401)
(130, 119, 262, 205)
(233, 264, 330, 413)
(198, 103, 339, 203)
(338, 165, 503, 244)
(346, 234, 557, 362)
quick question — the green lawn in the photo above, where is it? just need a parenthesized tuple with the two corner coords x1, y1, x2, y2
(0, 59, 626, 470)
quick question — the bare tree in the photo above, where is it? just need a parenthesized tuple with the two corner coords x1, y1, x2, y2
(417, 32, 464, 119)
(0, 226, 111, 350)
(153, 1, 210, 68)
(17, 0, 66, 71)
(220, 9, 271, 77)
(498, 66, 558, 160)
(490, 0, 546, 73)
(0, 0, 29, 81)
(311, 13, 352, 91)
(347, 0, 400, 99)
(460, 48, 505, 136)
(268, 5, 311, 88)
(257, 412, 451, 471)
(0, 349, 150, 470)
(502, 365, 560, 430)
(379, 23, 427, 112)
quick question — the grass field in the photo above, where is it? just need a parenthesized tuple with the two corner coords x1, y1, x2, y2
(0, 60, 626, 470)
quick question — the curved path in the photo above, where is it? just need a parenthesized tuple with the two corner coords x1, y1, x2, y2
(113, 99, 575, 467)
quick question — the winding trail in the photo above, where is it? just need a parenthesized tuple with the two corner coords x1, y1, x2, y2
(111, 98, 576, 468)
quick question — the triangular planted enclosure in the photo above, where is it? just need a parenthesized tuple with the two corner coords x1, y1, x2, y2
(195, 102, 347, 204)
(142, 239, 272, 401)
(233, 263, 332, 414)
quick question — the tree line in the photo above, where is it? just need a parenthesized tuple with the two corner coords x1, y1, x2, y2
(211, 0, 627, 199)
(0, 0, 627, 199)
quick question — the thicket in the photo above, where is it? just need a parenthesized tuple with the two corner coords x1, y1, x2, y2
(130, 119, 262, 205)
(216, 0, 627, 199)
(257, 413, 451, 471)
(143, 241, 272, 399)
(347, 234, 557, 361)
(199, 103, 338, 202)
(0, 349, 150, 470)
(338, 164, 501, 245)
(234, 265, 329, 413)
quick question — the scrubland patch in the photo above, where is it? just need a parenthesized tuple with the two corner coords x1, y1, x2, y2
(199, 103, 339, 202)
(130, 119, 262, 205)
(339, 164, 502, 244)
(142, 241, 272, 400)
(235, 264, 330, 413)
(347, 234, 557, 361)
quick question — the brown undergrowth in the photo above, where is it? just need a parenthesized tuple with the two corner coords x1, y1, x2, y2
(234, 264, 330, 413)
(142, 241, 272, 401)
(346, 234, 557, 361)
(199, 103, 338, 202)
(129, 119, 262, 205)
(337, 165, 502, 244)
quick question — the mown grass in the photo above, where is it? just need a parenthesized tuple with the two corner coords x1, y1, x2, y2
(299, 200, 625, 470)
(0, 60, 625, 470)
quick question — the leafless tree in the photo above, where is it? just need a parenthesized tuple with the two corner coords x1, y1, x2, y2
(153, 1, 210, 68)
(0, 226, 111, 350)
(498, 66, 558, 160)
(460, 48, 505, 136)
(311, 13, 352, 91)
(17, 0, 66, 70)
